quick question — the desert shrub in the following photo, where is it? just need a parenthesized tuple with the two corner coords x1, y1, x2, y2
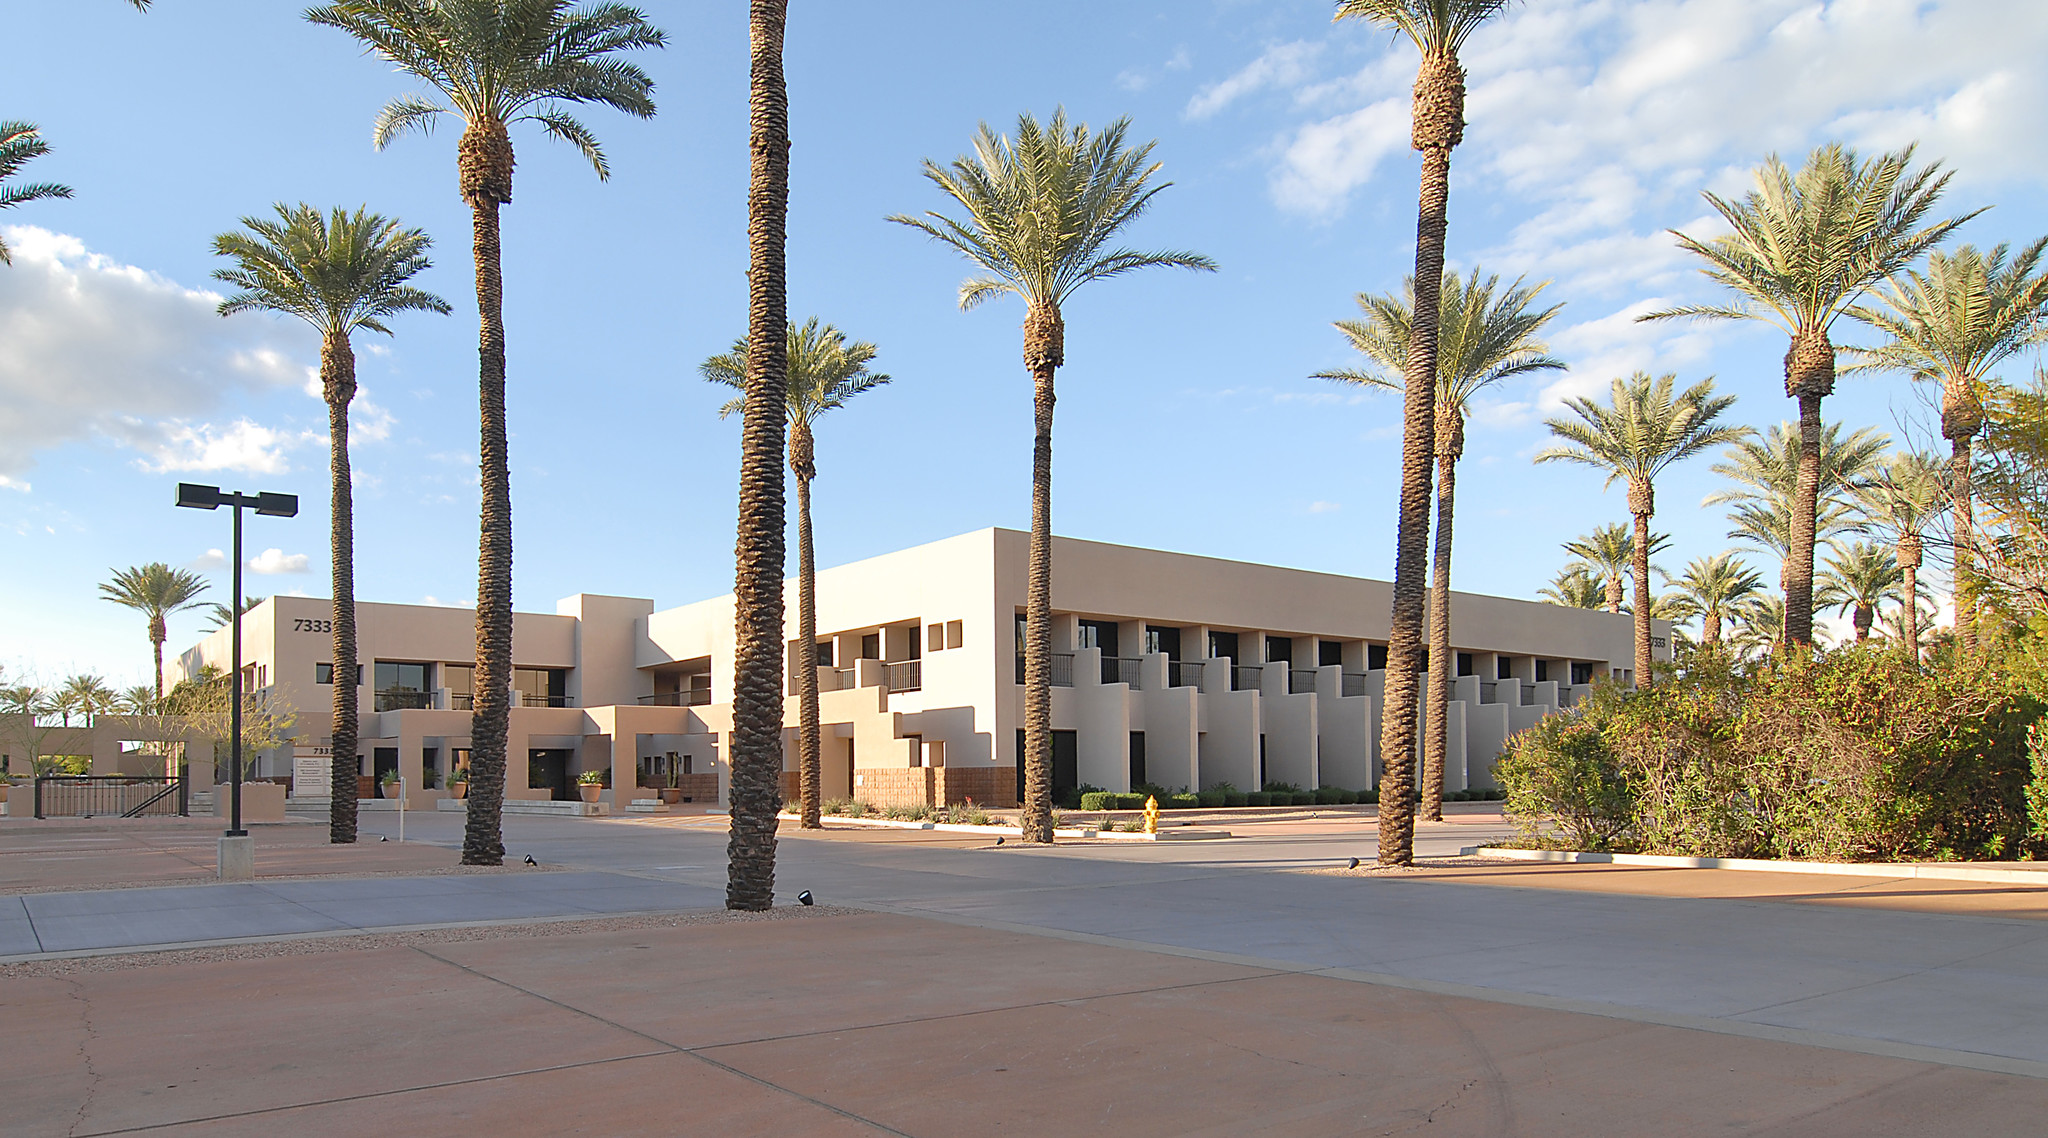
(1244, 791, 1272, 807)
(1497, 645, 2044, 860)
(1315, 787, 1344, 805)
(1117, 817, 1146, 832)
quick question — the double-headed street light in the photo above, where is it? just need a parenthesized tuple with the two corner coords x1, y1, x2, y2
(177, 483, 296, 878)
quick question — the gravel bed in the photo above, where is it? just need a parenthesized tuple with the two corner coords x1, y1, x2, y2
(0, 904, 861, 979)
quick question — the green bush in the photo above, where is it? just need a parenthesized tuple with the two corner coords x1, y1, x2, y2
(1223, 790, 1248, 807)
(1078, 791, 1117, 812)
(1333, 789, 1357, 805)
(1262, 781, 1304, 794)
(1245, 791, 1272, 807)
(1496, 645, 2046, 860)
(1197, 789, 1227, 808)
(1168, 793, 1201, 810)
(1363, 788, 1380, 804)
(1267, 792, 1293, 806)
(1315, 787, 1344, 805)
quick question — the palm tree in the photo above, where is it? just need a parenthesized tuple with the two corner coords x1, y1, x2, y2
(99, 564, 209, 704)
(1642, 143, 1973, 648)
(1316, 268, 1563, 821)
(1821, 541, 1904, 641)
(115, 685, 158, 716)
(1846, 241, 2048, 652)
(1538, 373, 1748, 685)
(1728, 594, 1793, 660)
(703, 318, 890, 831)
(891, 110, 1214, 844)
(202, 595, 269, 631)
(1538, 566, 1605, 609)
(1708, 422, 1888, 574)
(1664, 553, 1764, 648)
(1562, 524, 1653, 613)
(214, 203, 449, 845)
(0, 122, 73, 265)
(719, 0, 793, 911)
(310, 0, 664, 868)
(1333, 0, 1513, 868)
(56, 675, 115, 727)
(1852, 451, 1948, 654)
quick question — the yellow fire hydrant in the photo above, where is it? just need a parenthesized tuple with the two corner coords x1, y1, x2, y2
(1143, 795, 1160, 835)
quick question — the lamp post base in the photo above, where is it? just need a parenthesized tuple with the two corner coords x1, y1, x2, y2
(217, 834, 255, 881)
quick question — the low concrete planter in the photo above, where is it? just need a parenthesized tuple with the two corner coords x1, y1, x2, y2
(1466, 845, 2048, 886)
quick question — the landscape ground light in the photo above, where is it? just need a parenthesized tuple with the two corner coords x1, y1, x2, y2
(174, 482, 296, 872)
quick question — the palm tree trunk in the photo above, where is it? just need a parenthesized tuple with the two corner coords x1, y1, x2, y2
(1899, 534, 1921, 657)
(1784, 391, 1824, 649)
(324, 331, 361, 845)
(1605, 575, 1624, 614)
(1853, 603, 1872, 641)
(150, 622, 165, 706)
(1629, 481, 1655, 686)
(1421, 418, 1459, 824)
(1702, 609, 1720, 648)
(727, 0, 791, 910)
(1378, 137, 1452, 866)
(459, 119, 515, 869)
(1951, 437, 1976, 654)
(794, 462, 821, 830)
(1020, 303, 1062, 844)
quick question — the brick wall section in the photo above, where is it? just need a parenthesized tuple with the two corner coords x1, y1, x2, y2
(852, 767, 933, 808)
(937, 766, 1015, 809)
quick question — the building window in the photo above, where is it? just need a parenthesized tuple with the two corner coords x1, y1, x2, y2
(1368, 644, 1388, 671)
(1534, 660, 1550, 682)
(1145, 625, 1181, 660)
(1208, 630, 1238, 661)
(514, 667, 569, 707)
(1570, 661, 1596, 686)
(1265, 636, 1292, 665)
(1318, 640, 1343, 668)
(861, 633, 880, 660)
(316, 663, 363, 685)
(946, 620, 963, 650)
(374, 662, 432, 711)
(1078, 619, 1118, 656)
(929, 623, 944, 653)
(816, 640, 834, 667)
(1457, 652, 1474, 677)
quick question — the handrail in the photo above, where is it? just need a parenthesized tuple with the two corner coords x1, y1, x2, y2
(35, 772, 188, 819)
(885, 660, 922, 693)
(1050, 653, 1074, 687)
(1231, 665, 1262, 691)
(1103, 657, 1143, 688)
(1168, 660, 1203, 688)
(1289, 670, 1317, 694)
(1340, 672, 1368, 697)
(638, 689, 712, 707)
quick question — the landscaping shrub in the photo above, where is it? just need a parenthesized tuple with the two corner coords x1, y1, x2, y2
(1334, 789, 1358, 805)
(1197, 789, 1227, 808)
(1363, 788, 1379, 804)
(1078, 791, 1117, 812)
(1496, 646, 2045, 860)
(1315, 787, 1344, 805)
(1244, 791, 1272, 807)
(1168, 793, 1200, 810)
(1223, 790, 1248, 807)
(1267, 792, 1293, 806)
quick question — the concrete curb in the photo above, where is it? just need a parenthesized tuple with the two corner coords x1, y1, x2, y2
(1464, 846, 2048, 885)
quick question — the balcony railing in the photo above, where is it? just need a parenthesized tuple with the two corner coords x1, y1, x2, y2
(1479, 681, 1498, 704)
(1341, 672, 1369, 698)
(1231, 665, 1262, 691)
(1014, 653, 1076, 687)
(1168, 660, 1203, 688)
(820, 667, 854, 692)
(885, 660, 922, 693)
(450, 692, 473, 710)
(520, 693, 573, 708)
(639, 689, 712, 707)
(1289, 670, 1318, 694)
(1103, 657, 1143, 688)
(374, 690, 432, 712)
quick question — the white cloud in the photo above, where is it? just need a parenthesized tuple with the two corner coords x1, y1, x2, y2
(119, 418, 323, 476)
(1268, 98, 1408, 218)
(1307, 500, 1342, 514)
(246, 548, 310, 575)
(1187, 41, 1323, 120)
(190, 548, 227, 571)
(0, 226, 315, 484)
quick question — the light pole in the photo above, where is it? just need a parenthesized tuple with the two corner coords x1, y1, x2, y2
(177, 482, 296, 880)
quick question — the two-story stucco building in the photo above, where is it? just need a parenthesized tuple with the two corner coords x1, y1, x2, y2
(174, 529, 1664, 812)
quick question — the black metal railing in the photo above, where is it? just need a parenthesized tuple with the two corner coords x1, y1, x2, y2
(1015, 653, 1077, 687)
(1287, 670, 1316, 694)
(374, 690, 433, 712)
(1231, 665, 1262, 691)
(1341, 672, 1369, 697)
(1479, 681, 1498, 703)
(1103, 657, 1143, 688)
(638, 689, 712, 707)
(519, 694, 574, 708)
(35, 770, 188, 819)
(450, 692, 474, 710)
(885, 661, 922, 693)
(1168, 660, 1203, 688)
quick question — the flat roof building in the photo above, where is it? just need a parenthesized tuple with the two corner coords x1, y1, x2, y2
(173, 529, 1664, 812)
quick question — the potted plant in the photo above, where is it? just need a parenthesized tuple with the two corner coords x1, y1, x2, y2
(448, 767, 469, 800)
(380, 770, 404, 801)
(576, 768, 605, 803)
(661, 765, 682, 805)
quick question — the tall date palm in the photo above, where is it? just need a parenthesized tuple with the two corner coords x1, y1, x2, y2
(1334, 0, 1512, 867)
(1561, 524, 1640, 614)
(1852, 451, 1947, 655)
(723, 0, 792, 911)
(213, 204, 449, 845)
(1316, 268, 1562, 821)
(1538, 373, 1748, 685)
(891, 110, 1214, 843)
(1846, 241, 2048, 652)
(309, 0, 664, 867)
(99, 564, 209, 705)
(1665, 553, 1764, 649)
(1643, 144, 1972, 649)
(704, 319, 890, 831)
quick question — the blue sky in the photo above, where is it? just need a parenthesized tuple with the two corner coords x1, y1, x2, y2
(6, 0, 2047, 689)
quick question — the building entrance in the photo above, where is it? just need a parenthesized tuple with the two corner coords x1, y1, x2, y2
(528, 749, 574, 800)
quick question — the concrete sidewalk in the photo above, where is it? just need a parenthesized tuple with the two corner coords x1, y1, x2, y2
(5, 909, 2044, 1136)
(0, 870, 721, 958)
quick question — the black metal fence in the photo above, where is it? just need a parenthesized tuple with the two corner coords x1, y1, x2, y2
(34, 768, 189, 819)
